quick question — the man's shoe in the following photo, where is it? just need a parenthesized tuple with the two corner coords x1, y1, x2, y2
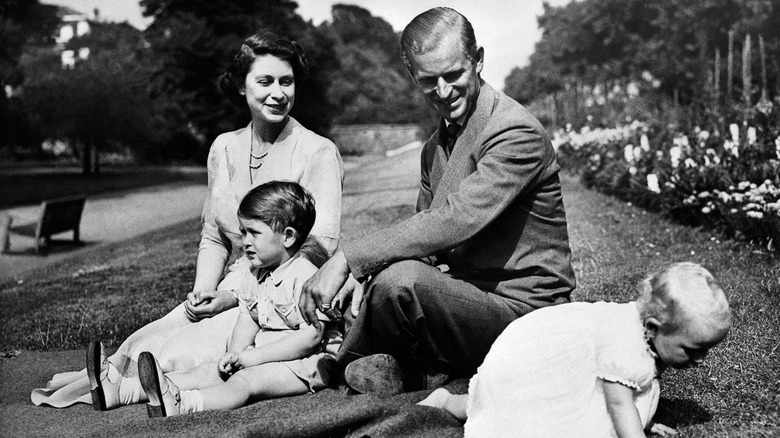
(86, 341, 121, 411)
(138, 351, 182, 417)
(344, 354, 404, 397)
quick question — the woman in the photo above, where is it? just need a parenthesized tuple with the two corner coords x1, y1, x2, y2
(31, 31, 343, 409)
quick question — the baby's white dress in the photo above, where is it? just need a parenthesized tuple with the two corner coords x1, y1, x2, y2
(464, 301, 660, 438)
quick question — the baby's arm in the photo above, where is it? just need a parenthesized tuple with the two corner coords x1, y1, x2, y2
(602, 381, 646, 438)
(418, 388, 468, 421)
(235, 321, 324, 369)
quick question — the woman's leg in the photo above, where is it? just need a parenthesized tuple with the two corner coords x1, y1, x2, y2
(197, 362, 309, 411)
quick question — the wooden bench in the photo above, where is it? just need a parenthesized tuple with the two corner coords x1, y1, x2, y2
(1, 196, 86, 253)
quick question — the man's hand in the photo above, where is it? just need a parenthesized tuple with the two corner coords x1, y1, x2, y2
(184, 290, 237, 321)
(217, 353, 241, 375)
(300, 248, 351, 330)
(332, 275, 366, 318)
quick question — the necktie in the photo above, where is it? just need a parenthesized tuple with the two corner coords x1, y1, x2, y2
(444, 123, 460, 155)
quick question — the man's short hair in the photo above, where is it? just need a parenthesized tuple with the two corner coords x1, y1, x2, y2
(237, 180, 316, 249)
(400, 7, 479, 74)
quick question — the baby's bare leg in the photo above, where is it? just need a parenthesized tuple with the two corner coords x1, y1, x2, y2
(418, 388, 468, 421)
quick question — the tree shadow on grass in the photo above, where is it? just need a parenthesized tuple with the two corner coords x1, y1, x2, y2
(653, 397, 713, 429)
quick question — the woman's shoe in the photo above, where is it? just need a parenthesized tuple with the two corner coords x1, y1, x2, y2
(138, 351, 182, 417)
(86, 341, 121, 411)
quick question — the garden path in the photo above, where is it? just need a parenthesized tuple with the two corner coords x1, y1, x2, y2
(0, 182, 208, 282)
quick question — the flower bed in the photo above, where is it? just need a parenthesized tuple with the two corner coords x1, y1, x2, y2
(554, 113, 780, 252)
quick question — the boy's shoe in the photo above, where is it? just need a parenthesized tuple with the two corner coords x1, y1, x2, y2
(86, 341, 122, 411)
(138, 351, 182, 417)
(344, 354, 450, 397)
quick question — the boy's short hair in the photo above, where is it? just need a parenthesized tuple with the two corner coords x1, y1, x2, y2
(237, 181, 316, 250)
(636, 262, 731, 333)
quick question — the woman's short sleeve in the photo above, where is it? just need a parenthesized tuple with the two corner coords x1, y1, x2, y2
(298, 139, 343, 255)
(199, 134, 234, 264)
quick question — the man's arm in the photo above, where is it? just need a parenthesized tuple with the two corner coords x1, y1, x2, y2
(346, 126, 555, 279)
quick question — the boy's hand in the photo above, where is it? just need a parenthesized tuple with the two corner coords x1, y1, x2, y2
(218, 353, 241, 375)
(184, 290, 236, 321)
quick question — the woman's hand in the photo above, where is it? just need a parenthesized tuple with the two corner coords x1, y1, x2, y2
(217, 353, 241, 375)
(184, 290, 237, 321)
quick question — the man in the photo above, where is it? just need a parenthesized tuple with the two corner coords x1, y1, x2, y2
(300, 7, 575, 396)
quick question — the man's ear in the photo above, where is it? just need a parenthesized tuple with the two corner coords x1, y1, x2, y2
(474, 45, 485, 75)
(644, 317, 662, 339)
(282, 227, 299, 249)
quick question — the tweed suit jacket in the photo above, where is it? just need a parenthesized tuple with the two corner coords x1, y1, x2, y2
(343, 82, 575, 312)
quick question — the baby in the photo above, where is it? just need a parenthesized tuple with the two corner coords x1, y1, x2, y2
(419, 262, 731, 438)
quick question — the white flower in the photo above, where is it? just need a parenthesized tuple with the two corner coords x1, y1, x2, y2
(698, 130, 710, 141)
(640, 135, 650, 151)
(624, 145, 634, 162)
(685, 158, 697, 168)
(629, 166, 638, 175)
(633, 146, 643, 160)
(702, 206, 712, 214)
(738, 181, 751, 190)
(775, 136, 780, 159)
(747, 211, 764, 219)
(730, 123, 740, 143)
(670, 146, 682, 168)
(698, 191, 711, 198)
(703, 156, 711, 166)
(647, 174, 660, 193)
(747, 127, 757, 145)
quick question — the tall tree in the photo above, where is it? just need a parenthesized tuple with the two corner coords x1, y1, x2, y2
(0, 0, 59, 150)
(139, 0, 338, 160)
(321, 4, 433, 125)
(23, 22, 160, 173)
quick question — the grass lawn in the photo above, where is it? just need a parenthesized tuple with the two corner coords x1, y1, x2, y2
(0, 173, 777, 437)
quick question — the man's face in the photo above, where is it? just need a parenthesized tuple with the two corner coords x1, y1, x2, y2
(408, 33, 483, 123)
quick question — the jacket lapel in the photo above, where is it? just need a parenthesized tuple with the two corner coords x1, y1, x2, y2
(430, 82, 496, 209)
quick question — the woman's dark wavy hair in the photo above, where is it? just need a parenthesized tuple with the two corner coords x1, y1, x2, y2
(218, 31, 309, 106)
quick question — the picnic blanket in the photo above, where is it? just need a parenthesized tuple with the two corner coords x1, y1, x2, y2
(1, 349, 467, 438)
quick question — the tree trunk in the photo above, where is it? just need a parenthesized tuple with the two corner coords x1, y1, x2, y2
(81, 138, 100, 175)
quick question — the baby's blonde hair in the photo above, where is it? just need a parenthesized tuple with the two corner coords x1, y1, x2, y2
(636, 262, 731, 334)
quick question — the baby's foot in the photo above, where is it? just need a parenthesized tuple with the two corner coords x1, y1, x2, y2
(417, 387, 452, 409)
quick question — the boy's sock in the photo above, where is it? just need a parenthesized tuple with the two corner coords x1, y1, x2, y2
(179, 389, 205, 413)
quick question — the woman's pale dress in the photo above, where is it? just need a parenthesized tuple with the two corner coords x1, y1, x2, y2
(31, 117, 343, 407)
(464, 301, 660, 438)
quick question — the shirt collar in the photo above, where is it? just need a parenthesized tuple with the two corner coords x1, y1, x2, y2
(254, 256, 298, 287)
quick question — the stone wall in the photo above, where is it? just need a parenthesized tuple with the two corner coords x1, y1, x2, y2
(328, 124, 429, 155)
